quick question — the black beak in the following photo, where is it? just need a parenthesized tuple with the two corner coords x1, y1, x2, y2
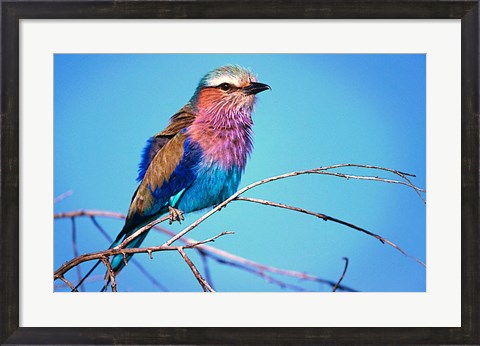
(243, 82, 271, 95)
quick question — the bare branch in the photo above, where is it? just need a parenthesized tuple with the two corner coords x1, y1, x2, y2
(89, 216, 111, 240)
(211, 256, 310, 291)
(178, 247, 215, 292)
(162, 164, 425, 247)
(203, 247, 356, 292)
(254, 272, 308, 291)
(116, 215, 171, 250)
(333, 257, 349, 292)
(312, 163, 426, 196)
(57, 275, 78, 292)
(54, 190, 73, 204)
(55, 274, 106, 289)
(131, 261, 169, 291)
(101, 256, 117, 292)
(54, 164, 425, 291)
(198, 250, 214, 289)
(54, 232, 232, 279)
(70, 217, 83, 291)
(90, 216, 168, 290)
(184, 231, 234, 248)
(55, 210, 126, 219)
(54, 210, 358, 291)
(235, 196, 426, 267)
(304, 163, 426, 204)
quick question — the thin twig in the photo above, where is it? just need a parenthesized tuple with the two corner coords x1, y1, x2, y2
(392, 170, 426, 204)
(162, 164, 425, 247)
(55, 274, 106, 289)
(178, 247, 215, 292)
(333, 257, 349, 292)
(316, 163, 423, 186)
(184, 231, 234, 247)
(55, 164, 425, 290)
(90, 216, 168, 291)
(255, 271, 308, 291)
(101, 256, 117, 292)
(54, 190, 73, 204)
(57, 275, 78, 292)
(198, 250, 215, 290)
(313, 164, 426, 204)
(210, 253, 355, 291)
(89, 216, 111, 240)
(55, 210, 357, 291)
(54, 232, 233, 279)
(55, 210, 126, 219)
(235, 196, 426, 267)
(116, 215, 171, 250)
(70, 217, 83, 292)
(132, 261, 169, 291)
(213, 256, 310, 291)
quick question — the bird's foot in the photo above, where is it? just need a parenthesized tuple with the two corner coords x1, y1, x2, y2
(168, 206, 184, 224)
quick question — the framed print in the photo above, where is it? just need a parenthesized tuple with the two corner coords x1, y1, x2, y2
(2, 1, 478, 344)
(51, 52, 427, 294)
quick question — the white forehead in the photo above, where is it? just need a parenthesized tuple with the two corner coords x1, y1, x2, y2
(201, 65, 257, 88)
(205, 75, 244, 87)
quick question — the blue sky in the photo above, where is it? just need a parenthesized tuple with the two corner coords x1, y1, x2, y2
(54, 54, 426, 292)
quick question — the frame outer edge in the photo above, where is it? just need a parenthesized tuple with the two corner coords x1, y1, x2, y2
(461, 3, 480, 344)
(1, 2, 20, 345)
(1, 0, 479, 344)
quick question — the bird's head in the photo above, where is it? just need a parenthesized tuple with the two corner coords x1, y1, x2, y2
(191, 65, 270, 123)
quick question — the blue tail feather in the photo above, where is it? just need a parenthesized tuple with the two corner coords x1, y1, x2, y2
(73, 221, 153, 292)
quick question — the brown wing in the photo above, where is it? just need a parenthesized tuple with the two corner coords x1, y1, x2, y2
(124, 105, 197, 232)
(137, 105, 196, 182)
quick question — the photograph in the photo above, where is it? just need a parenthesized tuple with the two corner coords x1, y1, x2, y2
(3, 1, 477, 343)
(53, 53, 426, 293)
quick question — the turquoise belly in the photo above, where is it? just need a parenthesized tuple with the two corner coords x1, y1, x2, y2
(176, 162, 241, 213)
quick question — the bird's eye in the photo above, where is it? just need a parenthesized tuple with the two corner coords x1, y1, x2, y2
(218, 83, 231, 91)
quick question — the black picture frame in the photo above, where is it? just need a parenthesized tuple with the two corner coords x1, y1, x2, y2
(1, 1, 478, 344)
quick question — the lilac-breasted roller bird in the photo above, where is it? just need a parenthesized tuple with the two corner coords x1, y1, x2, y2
(75, 65, 270, 291)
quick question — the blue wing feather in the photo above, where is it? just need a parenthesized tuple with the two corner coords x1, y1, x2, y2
(108, 137, 203, 276)
(137, 135, 172, 182)
(149, 137, 202, 211)
(137, 108, 196, 182)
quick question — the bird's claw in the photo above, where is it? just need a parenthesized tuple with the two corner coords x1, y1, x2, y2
(168, 206, 184, 224)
